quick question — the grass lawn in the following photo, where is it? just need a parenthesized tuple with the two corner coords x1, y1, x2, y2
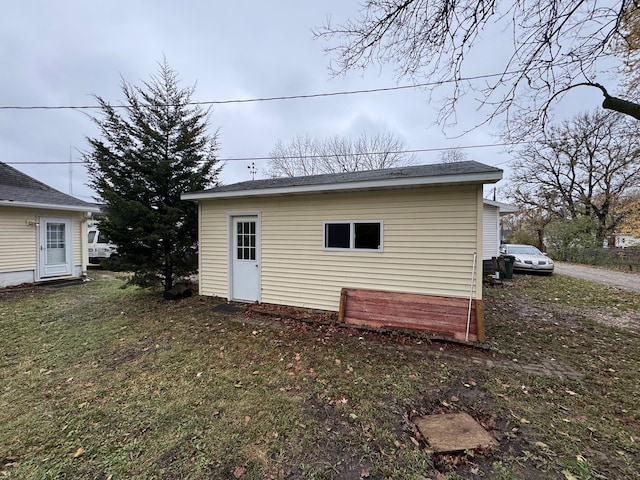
(1, 271, 638, 479)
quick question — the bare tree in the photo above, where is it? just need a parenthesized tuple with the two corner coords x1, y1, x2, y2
(507, 110, 640, 243)
(315, 1, 640, 126)
(438, 148, 468, 163)
(267, 132, 417, 177)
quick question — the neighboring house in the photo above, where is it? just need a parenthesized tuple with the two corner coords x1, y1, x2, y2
(182, 161, 503, 342)
(0, 161, 99, 288)
(611, 233, 640, 248)
(482, 199, 518, 260)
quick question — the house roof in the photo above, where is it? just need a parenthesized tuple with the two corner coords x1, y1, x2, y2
(182, 161, 503, 200)
(0, 161, 99, 212)
(483, 199, 519, 214)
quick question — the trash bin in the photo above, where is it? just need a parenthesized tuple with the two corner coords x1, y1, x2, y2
(500, 254, 515, 279)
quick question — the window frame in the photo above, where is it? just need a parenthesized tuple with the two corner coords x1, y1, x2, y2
(322, 220, 384, 252)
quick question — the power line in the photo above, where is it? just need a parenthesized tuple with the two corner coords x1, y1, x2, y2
(0, 71, 525, 111)
(1, 70, 528, 170)
(3, 142, 520, 166)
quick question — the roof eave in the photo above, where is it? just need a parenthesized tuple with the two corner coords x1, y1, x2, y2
(0, 200, 100, 213)
(483, 199, 519, 214)
(182, 171, 503, 201)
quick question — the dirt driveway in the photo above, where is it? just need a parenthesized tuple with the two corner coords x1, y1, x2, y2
(554, 261, 640, 293)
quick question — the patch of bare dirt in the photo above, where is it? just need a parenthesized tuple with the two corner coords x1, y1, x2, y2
(586, 308, 640, 331)
(513, 301, 640, 332)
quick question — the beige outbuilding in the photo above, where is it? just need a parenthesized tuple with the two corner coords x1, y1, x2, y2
(0, 162, 99, 288)
(183, 161, 502, 341)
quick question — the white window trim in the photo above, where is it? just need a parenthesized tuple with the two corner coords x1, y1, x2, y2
(322, 220, 384, 252)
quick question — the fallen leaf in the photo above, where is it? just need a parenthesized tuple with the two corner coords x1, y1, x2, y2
(520, 418, 531, 424)
(71, 447, 84, 458)
(233, 463, 246, 478)
(535, 441, 548, 448)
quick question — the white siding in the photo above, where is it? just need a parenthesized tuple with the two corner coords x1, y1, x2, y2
(482, 204, 500, 260)
(199, 186, 483, 311)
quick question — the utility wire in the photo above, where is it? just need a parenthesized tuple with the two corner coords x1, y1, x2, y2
(0, 70, 528, 111)
(0, 70, 529, 168)
(3, 142, 520, 165)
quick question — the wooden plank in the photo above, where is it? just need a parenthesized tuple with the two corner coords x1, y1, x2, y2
(341, 288, 483, 342)
(338, 288, 347, 323)
(414, 413, 497, 452)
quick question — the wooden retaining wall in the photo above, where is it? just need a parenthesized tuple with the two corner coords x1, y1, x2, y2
(338, 288, 484, 342)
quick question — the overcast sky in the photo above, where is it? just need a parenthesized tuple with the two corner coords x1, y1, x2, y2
(1, 1, 613, 202)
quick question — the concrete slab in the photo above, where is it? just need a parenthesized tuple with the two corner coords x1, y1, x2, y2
(414, 412, 497, 452)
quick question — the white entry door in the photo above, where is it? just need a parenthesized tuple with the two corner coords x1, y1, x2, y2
(231, 216, 260, 301)
(39, 217, 73, 278)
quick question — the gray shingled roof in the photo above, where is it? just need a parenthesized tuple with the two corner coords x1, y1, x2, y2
(0, 161, 97, 210)
(185, 161, 502, 198)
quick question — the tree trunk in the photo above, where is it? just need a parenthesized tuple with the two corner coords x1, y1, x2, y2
(536, 229, 545, 252)
(164, 252, 173, 293)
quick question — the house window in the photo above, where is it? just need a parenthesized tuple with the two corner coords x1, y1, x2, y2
(46, 222, 67, 264)
(323, 221, 383, 251)
(236, 221, 256, 260)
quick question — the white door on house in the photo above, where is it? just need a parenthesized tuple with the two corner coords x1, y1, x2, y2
(39, 217, 73, 278)
(231, 216, 260, 301)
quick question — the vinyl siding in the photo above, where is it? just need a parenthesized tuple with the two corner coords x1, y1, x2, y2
(0, 207, 38, 272)
(482, 204, 500, 260)
(0, 206, 85, 278)
(198, 185, 483, 311)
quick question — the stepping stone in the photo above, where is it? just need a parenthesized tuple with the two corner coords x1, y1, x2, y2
(414, 412, 497, 452)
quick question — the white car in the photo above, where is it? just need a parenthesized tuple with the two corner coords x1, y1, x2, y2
(500, 244, 554, 275)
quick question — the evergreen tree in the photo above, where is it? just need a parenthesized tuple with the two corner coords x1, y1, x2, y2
(85, 60, 222, 293)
